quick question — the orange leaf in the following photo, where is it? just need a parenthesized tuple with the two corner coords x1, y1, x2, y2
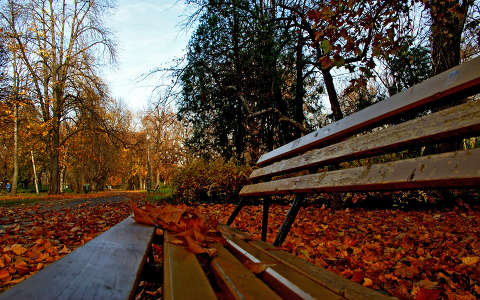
(14, 259, 29, 275)
(415, 288, 441, 300)
(11, 244, 28, 255)
(185, 236, 207, 255)
(362, 278, 373, 287)
(130, 201, 156, 226)
(59, 245, 71, 254)
(5, 276, 25, 285)
(0, 269, 10, 281)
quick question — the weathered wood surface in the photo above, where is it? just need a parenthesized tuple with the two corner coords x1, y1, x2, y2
(163, 232, 216, 300)
(251, 100, 480, 180)
(241, 148, 480, 196)
(257, 56, 480, 166)
(220, 225, 344, 300)
(221, 225, 397, 300)
(210, 245, 281, 300)
(0, 217, 154, 300)
(250, 237, 397, 300)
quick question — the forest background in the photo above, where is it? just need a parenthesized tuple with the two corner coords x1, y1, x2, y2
(0, 0, 478, 206)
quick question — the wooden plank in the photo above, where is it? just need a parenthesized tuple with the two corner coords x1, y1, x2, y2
(0, 217, 154, 300)
(163, 232, 216, 300)
(251, 100, 480, 179)
(220, 225, 344, 300)
(257, 56, 480, 166)
(210, 245, 281, 300)
(221, 225, 397, 300)
(241, 148, 480, 196)
(249, 238, 397, 300)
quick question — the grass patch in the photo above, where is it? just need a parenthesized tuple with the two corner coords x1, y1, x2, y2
(0, 196, 48, 207)
(147, 185, 174, 203)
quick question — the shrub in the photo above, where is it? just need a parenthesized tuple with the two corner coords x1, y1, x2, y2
(171, 158, 252, 204)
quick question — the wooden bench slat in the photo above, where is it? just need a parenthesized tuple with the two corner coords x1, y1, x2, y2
(210, 245, 282, 300)
(241, 148, 480, 196)
(220, 226, 344, 300)
(163, 232, 216, 300)
(257, 56, 480, 166)
(251, 100, 480, 180)
(0, 217, 154, 300)
(249, 238, 397, 300)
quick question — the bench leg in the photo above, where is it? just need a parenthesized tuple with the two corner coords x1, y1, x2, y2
(227, 197, 246, 225)
(273, 195, 304, 247)
(261, 197, 271, 241)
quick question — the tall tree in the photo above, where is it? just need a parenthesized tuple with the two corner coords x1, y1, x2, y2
(1, 0, 116, 193)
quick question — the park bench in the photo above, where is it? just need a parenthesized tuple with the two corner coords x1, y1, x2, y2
(227, 56, 480, 247)
(0, 217, 155, 300)
(1, 57, 479, 300)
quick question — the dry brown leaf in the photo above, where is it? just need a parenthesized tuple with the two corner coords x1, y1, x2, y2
(185, 236, 207, 255)
(0, 270, 10, 281)
(244, 261, 276, 274)
(59, 245, 71, 254)
(362, 277, 373, 287)
(70, 226, 81, 233)
(461, 256, 479, 265)
(130, 201, 156, 226)
(11, 244, 27, 256)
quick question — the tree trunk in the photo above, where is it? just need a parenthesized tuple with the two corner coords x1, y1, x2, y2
(11, 102, 18, 194)
(47, 124, 61, 194)
(294, 33, 306, 138)
(427, 0, 471, 153)
(429, 0, 469, 75)
(322, 68, 343, 121)
(31, 150, 39, 194)
(59, 165, 66, 193)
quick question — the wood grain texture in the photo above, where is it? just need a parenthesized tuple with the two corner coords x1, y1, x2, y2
(0, 217, 154, 300)
(210, 245, 281, 300)
(257, 56, 480, 166)
(241, 148, 480, 196)
(220, 225, 343, 300)
(251, 100, 480, 180)
(249, 238, 397, 300)
(163, 232, 216, 300)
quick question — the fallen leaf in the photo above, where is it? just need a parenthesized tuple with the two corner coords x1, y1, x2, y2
(362, 277, 373, 287)
(14, 259, 29, 275)
(70, 226, 81, 233)
(415, 288, 441, 300)
(461, 256, 479, 265)
(244, 261, 276, 274)
(11, 244, 27, 255)
(185, 236, 207, 254)
(0, 270, 10, 281)
(59, 245, 71, 254)
(130, 201, 156, 226)
(5, 277, 25, 285)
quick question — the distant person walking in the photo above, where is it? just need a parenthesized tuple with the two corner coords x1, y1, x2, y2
(5, 182, 11, 193)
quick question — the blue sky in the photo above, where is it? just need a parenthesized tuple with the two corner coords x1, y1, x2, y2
(102, 0, 194, 112)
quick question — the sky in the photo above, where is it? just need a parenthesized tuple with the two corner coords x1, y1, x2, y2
(102, 0, 194, 113)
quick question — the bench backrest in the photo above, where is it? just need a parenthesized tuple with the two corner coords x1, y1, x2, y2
(240, 57, 480, 197)
(257, 56, 480, 167)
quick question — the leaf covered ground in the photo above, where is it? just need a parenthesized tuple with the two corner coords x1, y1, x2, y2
(1, 194, 479, 300)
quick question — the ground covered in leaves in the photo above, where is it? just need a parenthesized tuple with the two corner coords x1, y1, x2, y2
(1, 194, 479, 300)
(204, 203, 480, 300)
(0, 191, 145, 292)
